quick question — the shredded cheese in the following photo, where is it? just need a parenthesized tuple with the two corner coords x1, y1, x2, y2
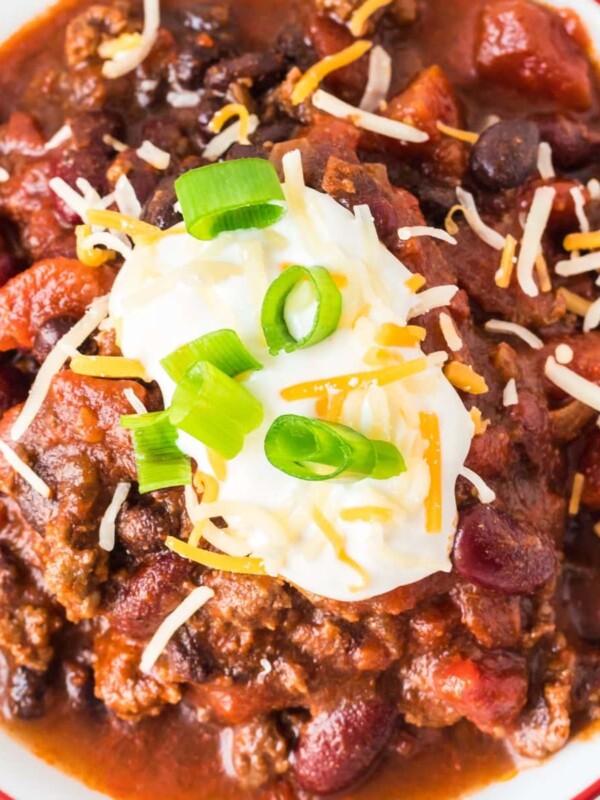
(569, 472, 585, 516)
(436, 121, 479, 144)
(564, 230, 600, 252)
(312, 89, 429, 143)
(70, 355, 150, 381)
(281, 358, 428, 401)
(348, 0, 393, 35)
(312, 507, 369, 590)
(398, 226, 457, 246)
(516, 186, 556, 297)
(557, 287, 592, 317)
(484, 319, 543, 349)
(86, 209, 157, 238)
(419, 412, 442, 533)
(137, 140, 171, 170)
(0, 167, 9, 183)
(209, 104, 251, 144)
(98, 32, 143, 59)
(339, 506, 394, 522)
(102, 0, 160, 79)
(535, 253, 552, 293)
(584, 296, 600, 333)
(503, 378, 519, 407)
(444, 362, 488, 394)
(455, 188, 506, 250)
(555, 344, 574, 365)
(81, 231, 132, 261)
(0, 441, 51, 498)
(166, 536, 266, 575)
(545, 356, 600, 412)
(537, 142, 555, 180)
(76, 225, 116, 267)
(203, 115, 259, 162)
(460, 467, 496, 503)
(11, 296, 109, 441)
(439, 312, 462, 352)
(469, 407, 490, 435)
(555, 250, 600, 277)
(495, 234, 517, 288)
(99, 482, 131, 551)
(405, 273, 426, 292)
(43, 124, 72, 151)
(140, 585, 215, 674)
(571, 186, 590, 233)
(292, 40, 372, 105)
(587, 179, 600, 200)
(360, 45, 392, 112)
(375, 323, 426, 347)
(408, 285, 458, 318)
(207, 449, 228, 482)
(103, 134, 128, 153)
(115, 175, 142, 218)
(123, 387, 147, 414)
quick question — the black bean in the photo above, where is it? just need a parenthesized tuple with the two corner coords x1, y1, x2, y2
(470, 120, 540, 190)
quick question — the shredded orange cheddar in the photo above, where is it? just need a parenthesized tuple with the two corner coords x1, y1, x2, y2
(98, 32, 143, 59)
(281, 358, 428, 401)
(563, 230, 600, 252)
(436, 121, 479, 144)
(348, 0, 393, 36)
(444, 362, 489, 394)
(558, 287, 592, 317)
(76, 224, 116, 267)
(569, 472, 585, 516)
(87, 209, 158, 238)
(70, 355, 150, 381)
(469, 407, 490, 435)
(404, 274, 427, 293)
(207, 449, 228, 482)
(166, 536, 266, 575)
(194, 471, 220, 504)
(292, 40, 373, 105)
(535, 253, 552, 293)
(495, 234, 517, 289)
(330, 272, 349, 289)
(312, 508, 369, 590)
(419, 412, 442, 533)
(340, 506, 394, 523)
(208, 103, 251, 144)
(444, 204, 464, 236)
(375, 323, 426, 348)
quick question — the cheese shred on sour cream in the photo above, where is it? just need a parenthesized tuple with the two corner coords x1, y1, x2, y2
(108, 151, 474, 602)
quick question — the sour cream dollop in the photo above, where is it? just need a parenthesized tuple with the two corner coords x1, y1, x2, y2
(109, 153, 474, 601)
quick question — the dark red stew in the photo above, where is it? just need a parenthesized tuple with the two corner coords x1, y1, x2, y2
(1, 0, 600, 798)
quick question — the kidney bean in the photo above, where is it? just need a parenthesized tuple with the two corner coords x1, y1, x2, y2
(109, 551, 196, 639)
(32, 315, 80, 363)
(453, 505, 556, 595)
(0, 363, 29, 415)
(469, 120, 539, 190)
(533, 113, 600, 169)
(293, 697, 397, 795)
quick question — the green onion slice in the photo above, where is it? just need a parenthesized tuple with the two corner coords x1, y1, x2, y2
(169, 360, 263, 460)
(121, 411, 191, 493)
(264, 415, 405, 481)
(161, 329, 263, 383)
(175, 159, 286, 241)
(261, 265, 343, 356)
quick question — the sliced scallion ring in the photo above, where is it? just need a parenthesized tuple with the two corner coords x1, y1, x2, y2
(264, 414, 405, 481)
(169, 360, 264, 459)
(121, 411, 191, 493)
(261, 265, 343, 356)
(161, 329, 263, 383)
(175, 159, 286, 241)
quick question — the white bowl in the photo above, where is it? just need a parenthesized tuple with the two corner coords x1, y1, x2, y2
(0, 1, 600, 798)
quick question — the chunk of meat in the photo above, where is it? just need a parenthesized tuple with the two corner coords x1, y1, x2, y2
(231, 717, 289, 789)
(117, 493, 185, 558)
(204, 52, 285, 93)
(202, 572, 291, 629)
(7, 665, 47, 720)
(0, 365, 28, 417)
(109, 552, 197, 639)
(476, 0, 592, 110)
(453, 582, 522, 648)
(64, 4, 128, 68)
(93, 629, 181, 721)
(0, 259, 114, 351)
(579, 430, 600, 511)
(293, 694, 397, 794)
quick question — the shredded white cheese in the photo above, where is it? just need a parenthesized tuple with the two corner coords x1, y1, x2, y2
(587, 178, 600, 200)
(545, 356, 600, 412)
(408, 285, 458, 318)
(203, 115, 259, 162)
(516, 186, 556, 298)
(102, 0, 160, 80)
(484, 319, 543, 349)
(140, 586, 215, 674)
(455, 187, 506, 251)
(0, 167, 9, 183)
(571, 186, 590, 233)
(82, 231, 133, 260)
(257, 658, 273, 682)
(115, 175, 142, 219)
(0, 441, 51, 498)
(44, 124, 73, 152)
(584, 296, 600, 333)
(167, 83, 202, 108)
(11, 296, 110, 441)
(359, 45, 392, 113)
(555, 250, 600, 277)
(555, 344, 574, 364)
(502, 378, 519, 407)
(459, 467, 496, 503)
(312, 89, 429, 144)
(50, 177, 114, 222)
(99, 482, 131, 551)
(103, 134, 128, 153)
(398, 226, 457, 246)
(439, 311, 462, 351)
(537, 142, 555, 180)
(137, 140, 171, 170)
(123, 387, 148, 415)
